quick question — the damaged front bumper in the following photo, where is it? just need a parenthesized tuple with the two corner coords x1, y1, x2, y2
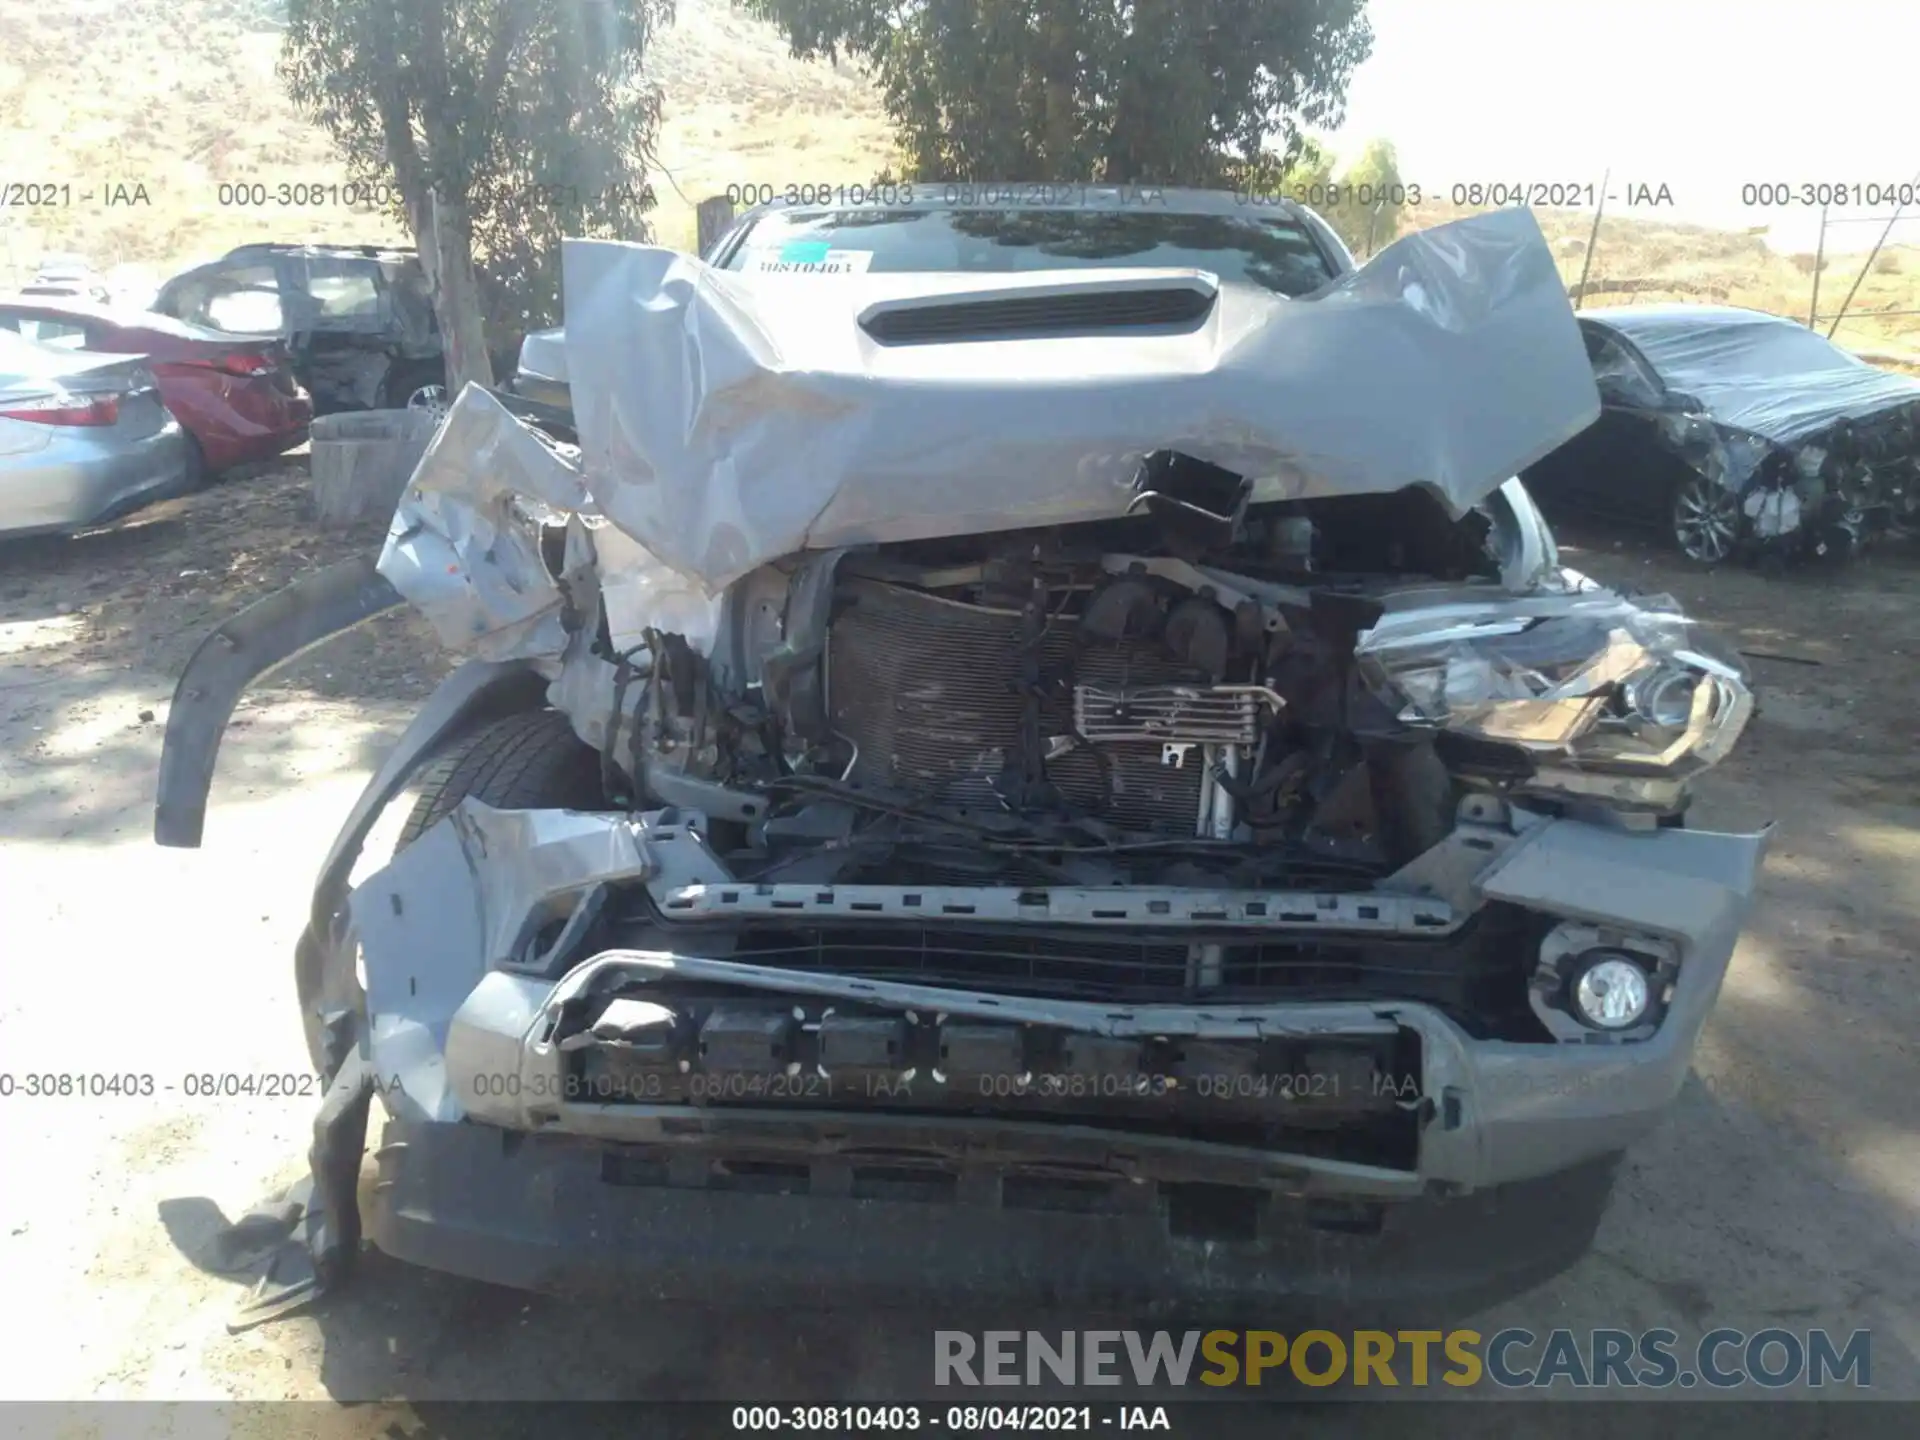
(363, 1115, 1625, 1316)
(1682, 415, 1908, 564)
(330, 797, 1766, 1312)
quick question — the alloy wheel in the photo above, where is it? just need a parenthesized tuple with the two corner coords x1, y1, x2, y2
(1671, 477, 1741, 564)
(405, 384, 450, 425)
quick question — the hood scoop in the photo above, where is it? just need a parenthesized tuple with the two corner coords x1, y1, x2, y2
(858, 274, 1217, 345)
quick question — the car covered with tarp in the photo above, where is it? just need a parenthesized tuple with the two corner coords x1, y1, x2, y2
(1525, 304, 1920, 564)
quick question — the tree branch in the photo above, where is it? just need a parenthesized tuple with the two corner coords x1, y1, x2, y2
(363, 2, 431, 246)
(476, 0, 530, 117)
(416, 0, 457, 181)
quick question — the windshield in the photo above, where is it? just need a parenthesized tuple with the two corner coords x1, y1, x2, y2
(721, 207, 1340, 297)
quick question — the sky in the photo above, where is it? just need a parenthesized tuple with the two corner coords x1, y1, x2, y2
(1319, 0, 1917, 253)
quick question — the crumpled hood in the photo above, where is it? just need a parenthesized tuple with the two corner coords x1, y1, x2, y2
(559, 206, 1601, 591)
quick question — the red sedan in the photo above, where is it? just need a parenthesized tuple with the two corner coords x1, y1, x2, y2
(0, 296, 312, 475)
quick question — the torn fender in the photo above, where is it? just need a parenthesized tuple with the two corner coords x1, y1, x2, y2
(293, 660, 551, 1078)
(154, 556, 404, 848)
(376, 385, 596, 661)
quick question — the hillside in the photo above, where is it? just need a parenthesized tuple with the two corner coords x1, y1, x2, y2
(0, 0, 894, 294)
(2, 0, 1915, 364)
(640, 0, 896, 246)
(0, 0, 397, 289)
(1405, 200, 1920, 366)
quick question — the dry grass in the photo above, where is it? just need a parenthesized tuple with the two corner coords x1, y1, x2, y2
(641, 0, 896, 250)
(0, 0, 893, 293)
(1401, 199, 1920, 365)
(4, 0, 1915, 370)
(0, 0, 404, 294)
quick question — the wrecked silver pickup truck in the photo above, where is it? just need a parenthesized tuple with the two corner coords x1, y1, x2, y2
(154, 199, 1767, 1323)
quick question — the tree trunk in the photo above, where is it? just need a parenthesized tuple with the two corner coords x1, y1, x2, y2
(421, 189, 495, 395)
(368, 18, 493, 398)
(1039, 2, 1075, 171)
(696, 196, 736, 258)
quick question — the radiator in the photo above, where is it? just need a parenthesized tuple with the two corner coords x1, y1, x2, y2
(827, 578, 1209, 832)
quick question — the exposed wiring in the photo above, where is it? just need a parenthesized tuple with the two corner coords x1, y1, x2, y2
(760, 773, 1372, 864)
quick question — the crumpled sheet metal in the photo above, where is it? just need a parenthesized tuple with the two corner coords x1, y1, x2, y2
(560, 207, 1603, 591)
(516, 326, 569, 383)
(350, 800, 657, 1124)
(377, 384, 716, 665)
(375, 385, 593, 661)
(1584, 305, 1920, 446)
(593, 522, 727, 655)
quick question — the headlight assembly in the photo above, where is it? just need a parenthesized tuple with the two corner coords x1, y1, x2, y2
(1657, 411, 1713, 449)
(1625, 665, 1698, 728)
(1357, 593, 1753, 809)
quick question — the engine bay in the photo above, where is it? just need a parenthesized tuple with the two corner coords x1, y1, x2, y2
(598, 469, 1508, 897)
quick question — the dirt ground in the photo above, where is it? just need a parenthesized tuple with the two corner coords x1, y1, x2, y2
(1, 459, 1917, 1429)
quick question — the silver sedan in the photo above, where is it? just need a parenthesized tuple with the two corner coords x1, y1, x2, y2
(0, 329, 192, 539)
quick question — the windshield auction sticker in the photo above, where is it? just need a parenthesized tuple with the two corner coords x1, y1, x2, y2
(740, 240, 876, 274)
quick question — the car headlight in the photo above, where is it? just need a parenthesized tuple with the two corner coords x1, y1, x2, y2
(1624, 665, 1698, 728)
(1357, 593, 1753, 809)
(1657, 411, 1712, 448)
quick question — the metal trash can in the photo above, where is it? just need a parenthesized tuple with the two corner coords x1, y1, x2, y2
(310, 408, 440, 526)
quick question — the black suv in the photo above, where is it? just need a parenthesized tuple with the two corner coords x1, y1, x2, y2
(152, 243, 509, 416)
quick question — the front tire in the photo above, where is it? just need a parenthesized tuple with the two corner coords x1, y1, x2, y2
(396, 708, 605, 848)
(403, 383, 450, 425)
(1670, 475, 1742, 564)
(380, 361, 445, 413)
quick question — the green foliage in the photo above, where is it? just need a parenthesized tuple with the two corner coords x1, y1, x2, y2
(1280, 137, 1336, 197)
(739, 0, 1373, 187)
(279, 0, 672, 340)
(1328, 137, 1405, 255)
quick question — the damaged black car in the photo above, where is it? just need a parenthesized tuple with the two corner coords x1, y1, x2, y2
(1523, 304, 1920, 565)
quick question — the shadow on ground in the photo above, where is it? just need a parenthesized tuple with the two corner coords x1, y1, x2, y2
(9, 471, 1918, 1418)
(239, 533, 1920, 1412)
(0, 458, 449, 845)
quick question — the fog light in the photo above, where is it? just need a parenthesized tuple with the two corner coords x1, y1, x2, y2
(1570, 953, 1652, 1030)
(1533, 923, 1676, 1042)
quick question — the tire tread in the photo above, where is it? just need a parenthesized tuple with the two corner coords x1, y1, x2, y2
(396, 709, 603, 848)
